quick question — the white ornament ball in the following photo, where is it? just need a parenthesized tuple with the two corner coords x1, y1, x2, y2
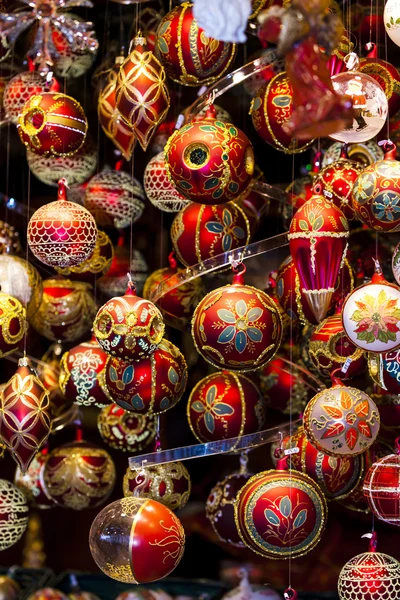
(144, 152, 190, 213)
(385, 0, 400, 47)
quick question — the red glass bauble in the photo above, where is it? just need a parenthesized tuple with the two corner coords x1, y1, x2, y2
(206, 472, 252, 547)
(250, 72, 315, 154)
(171, 201, 250, 267)
(59, 336, 111, 409)
(27, 180, 98, 268)
(144, 151, 190, 213)
(43, 441, 116, 510)
(363, 452, 400, 525)
(0, 479, 29, 551)
(98, 403, 157, 453)
(275, 256, 319, 326)
(93, 285, 165, 362)
(360, 56, 400, 118)
(3, 71, 59, 124)
(89, 497, 185, 583)
(338, 551, 400, 600)
(55, 230, 113, 284)
(314, 158, 362, 220)
(0, 292, 26, 358)
(187, 371, 266, 443)
(15, 450, 55, 509)
(155, 2, 236, 86)
(192, 272, 282, 371)
(289, 194, 349, 322)
(105, 339, 187, 415)
(235, 469, 327, 559)
(165, 119, 254, 204)
(97, 241, 148, 298)
(18, 92, 88, 156)
(0, 358, 51, 473)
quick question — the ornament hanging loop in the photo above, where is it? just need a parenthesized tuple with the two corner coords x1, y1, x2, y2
(362, 530, 377, 552)
(126, 273, 137, 295)
(378, 139, 397, 160)
(230, 255, 246, 285)
(284, 588, 298, 600)
(344, 52, 360, 71)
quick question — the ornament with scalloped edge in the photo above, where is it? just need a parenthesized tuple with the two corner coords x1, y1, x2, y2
(0, 479, 29, 551)
(144, 152, 190, 213)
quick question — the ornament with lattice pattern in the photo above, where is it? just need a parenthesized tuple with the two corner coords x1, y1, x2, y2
(144, 152, 190, 213)
(3, 71, 59, 124)
(0, 292, 26, 359)
(363, 452, 400, 526)
(338, 551, 400, 600)
(0, 479, 29, 551)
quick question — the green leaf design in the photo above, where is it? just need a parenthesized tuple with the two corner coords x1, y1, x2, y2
(157, 20, 171, 36)
(199, 125, 217, 132)
(356, 331, 368, 341)
(396, 17, 400, 23)
(215, 121, 226, 129)
(387, 21, 392, 28)
(179, 180, 193, 190)
(204, 177, 219, 190)
(229, 127, 238, 136)
(313, 216, 324, 231)
(264, 509, 280, 526)
(366, 332, 376, 343)
(391, 15, 395, 23)
(351, 310, 364, 322)
(309, 212, 315, 223)
(251, 97, 262, 112)
(299, 220, 309, 231)
(340, 216, 349, 230)
(388, 330, 397, 342)
(378, 330, 389, 343)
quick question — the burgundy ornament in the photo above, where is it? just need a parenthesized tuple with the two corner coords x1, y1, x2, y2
(98, 403, 157, 453)
(14, 449, 54, 509)
(314, 154, 362, 220)
(4, 70, 59, 124)
(363, 448, 400, 525)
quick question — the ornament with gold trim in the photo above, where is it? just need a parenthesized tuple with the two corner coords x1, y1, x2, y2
(17, 92, 88, 157)
(369, 347, 400, 397)
(55, 231, 113, 284)
(359, 45, 400, 118)
(93, 279, 165, 362)
(42, 440, 116, 510)
(275, 256, 320, 326)
(363, 443, 400, 526)
(97, 240, 148, 298)
(105, 338, 187, 415)
(187, 370, 266, 443)
(288, 192, 350, 323)
(84, 169, 145, 230)
(143, 252, 204, 329)
(322, 140, 384, 169)
(303, 374, 380, 457)
(171, 201, 250, 267)
(191, 265, 282, 371)
(89, 496, 185, 583)
(27, 590, 68, 600)
(155, 2, 236, 87)
(123, 462, 191, 511)
(0, 257, 42, 322)
(30, 278, 96, 343)
(250, 71, 315, 154)
(234, 464, 327, 559)
(98, 403, 157, 453)
(0, 479, 29, 551)
(3, 70, 60, 125)
(98, 57, 136, 161)
(164, 116, 254, 205)
(0, 575, 20, 600)
(144, 151, 190, 213)
(59, 336, 112, 409)
(0, 292, 26, 358)
(51, 17, 98, 80)
(115, 34, 170, 152)
(28, 179, 98, 268)
(0, 357, 52, 473)
(15, 449, 55, 510)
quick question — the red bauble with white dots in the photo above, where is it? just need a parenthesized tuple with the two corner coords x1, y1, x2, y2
(363, 452, 400, 525)
(314, 158, 362, 220)
(187, 371, 266, 443)
(3, 71, 59, 124)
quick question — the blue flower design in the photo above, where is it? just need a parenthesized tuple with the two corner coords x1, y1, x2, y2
(191, 384, 234, 434)
(372, 192, 400, 222)
(216, 299, 264, 354)
(205, 208, 246, 252)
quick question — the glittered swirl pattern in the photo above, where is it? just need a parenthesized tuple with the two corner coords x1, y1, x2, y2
(0, 479, 29, 551)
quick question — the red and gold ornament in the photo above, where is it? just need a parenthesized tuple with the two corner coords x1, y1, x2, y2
(14, 449, 54, 510)
(369, 350, 400, 395)
(105, 338, 187, 415)
(314, 153, 362, 220)
(275, 256, 321, 326)
(18, 92, 88, 156)
(359, 48, 400, 118)
(97, 241, 148, 298)
(55, 230, 113, 284)
(143, 152, 190, 213)
(27, 179, 98, 268)
(155, 2, 236, 86)
(187, 371, 266, 443)
(0, 292, 26, 358)
(164, 118, 254, 204)
(191, 267, 282, 371)
(93, 281, 165, 362)
(116, 35, 170, 151)
(0, 357, 51, 473)
(3, 70, 59, 125)
(171, 201, 250, 267)
(288, 194, 349, 322)
(27, 590, 68, 600)
(97, 403, 157, 453)
(0, 479, 29, 551)
(363, 445, 400, 526)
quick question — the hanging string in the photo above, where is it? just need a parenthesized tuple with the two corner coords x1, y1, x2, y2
(369, 0, 374, 45)
(24, 168, 32, 358)
(135, 3, 140, 35)
(130, 150, 135, 272)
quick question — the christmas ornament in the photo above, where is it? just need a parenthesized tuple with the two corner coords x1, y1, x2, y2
(51, 14, 98, 79)
(385, 0, 400, 47)
(27, 136, 97, 188)
(359, 50, 400, 118)
(0, 357, 51, 473)
(164, 119, 254, 204)
(193, 0, 251, 43)
(155, 2, 236, 86)
(342, 261, 400, 353)
(114, 592, 171, 600)
(284, 426, 363, 500)
(89, 497, 185, 583)
(98, 403, 157, 453)
(18, 93, 88, 156)
(368, 350, 400, 395)
(84, 169, 145, 229)
(143, 152, 190, 213)
(235, 468, 327, 559)
(0, 221, 21, 255)
(338, 548, 400, 600)
(363, 447, 400, 525)
(105, 339, 187, 415)
(116, 35, 170, 152)
(288, 194, 349, 322)
(27, 179, 98, 268)
(55, 231, 113, 284)
(303, 377, 380, 457)
(275, 255, 320, 326)
(206, 471, 252, 547)
(284, 174, 316, 227)
(0, 292, 26, 358)
(347, 227, 395, 281)
(192, 267, 282, 371)
(123, 462, 191, 511)
(187, 371, 266, 443)
(30, 278, 96, 343)
(393, 241, 400, 285)
(352, 144, 400, 232)
(250, 72, 315, 154)
(42, 441, 116, 510)
(0, 479, 29, 551)
(314, 155, 362, 220)
(59, 337, 111, 408)
(97, 243, 148, 298)
(93, 281, 165, 362)
(14, 450, 54, 510)
(0, 256, 42, 321)
(27, 590, 68, 600)
(143, 254, 204, 329)
(322, 141, 384, 168)
(3, 71, 59, 124)
(237, 184, 270, 236)
(0, 576, 20, 600)
(98, 57, 136, 162)
(171, 201, 250, 267)
(195, 103, 232, 123)
(309, 308, 367, 379)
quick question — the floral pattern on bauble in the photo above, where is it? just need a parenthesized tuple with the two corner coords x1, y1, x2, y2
(205, 209, 247, 252)
(350, 289, 400, 345)
(191, 384, 235, 435)
(216, 300, 265, 354)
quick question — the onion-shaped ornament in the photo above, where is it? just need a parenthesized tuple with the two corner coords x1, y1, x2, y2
(0, 479, 29, 551)
(144, 152, 190, 213)
(98, 403, 157, 453)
